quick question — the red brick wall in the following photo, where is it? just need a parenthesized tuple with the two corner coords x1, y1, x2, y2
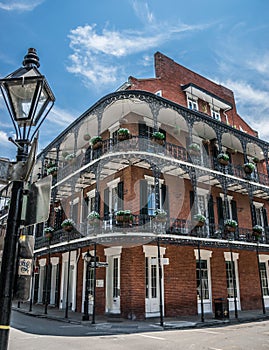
(164, 245, 197, 316)
(128, 51, 257, 137)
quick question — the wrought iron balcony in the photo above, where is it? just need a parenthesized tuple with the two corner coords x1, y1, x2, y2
(34, 214, 269, 250)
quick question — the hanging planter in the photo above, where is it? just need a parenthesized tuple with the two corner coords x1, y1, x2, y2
(154, 209, 167, 222)
(224, 219, 238, 232)
(252, 157, 259, 164)
(188, 143, 200, 156)
(61, 218, 75, 232)
(252, 225, 263, 237)
(83, 133, 91, 141)
(47, 165, 58, 177)
(244, 162, 255, 174)
(44, 227, 54, 240)
(151, 131, 165, 145)
(90, 136, 103, 150)
(65, 153, 76, 165)
(217, 153, 229, 166)
(87, 211, 100, 227)
(193, 214, 206, 227)
(117, 128, 131, 141)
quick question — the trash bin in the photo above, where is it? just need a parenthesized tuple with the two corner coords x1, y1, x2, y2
(214, 298, 229, 319)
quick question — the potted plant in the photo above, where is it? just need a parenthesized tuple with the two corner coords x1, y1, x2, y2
(252, 224, 263, 237)
(87, 211, 100, 226)
(90, 136, 102, 150)
(193, 214, 206, 227)
(244, 162, 255, 174)
(154, 208, 167, 222)
(44, 227, 54, 240)
(188, 143, 200, 156)
(152, 131, 165, 145)
(117, 128, 131, 141)
(61, 218, 75, 232)
(224, 219, 238, 232)
(115, 210, 133, 223)
(217, 153, 229, 166)
(83, 133, 91, 141)
(252, 157, 259, 164)
(47, 165, 58, 177)
(65, 153, 76, 164)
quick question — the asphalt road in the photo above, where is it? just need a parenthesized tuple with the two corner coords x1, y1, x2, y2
(9, 310, 269, 350)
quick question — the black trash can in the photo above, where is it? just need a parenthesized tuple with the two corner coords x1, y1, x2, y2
(214, 298, 229, 319)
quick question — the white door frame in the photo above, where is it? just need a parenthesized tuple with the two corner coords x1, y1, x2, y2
(104, 246, 122, 314)
(143, 245, 166, 318)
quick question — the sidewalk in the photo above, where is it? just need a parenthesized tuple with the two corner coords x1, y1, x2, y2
(12, 302, 269, 335)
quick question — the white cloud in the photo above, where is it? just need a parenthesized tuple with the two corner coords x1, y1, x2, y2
(0, 0, 44, 11)
(46, 106, 75, 127)
(246, 52, 269, 75)
(67, 19, 209, 89)
(0, 130, 12, 146)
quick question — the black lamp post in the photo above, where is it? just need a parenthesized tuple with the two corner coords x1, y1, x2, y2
(82, 250, 92, 321)
(0, 48, 55, 350)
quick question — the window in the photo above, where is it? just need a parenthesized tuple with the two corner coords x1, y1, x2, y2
(211, 109, 220, 121)
(187, 98, 198, 111)
(196, 260, 209, 300)
(144, 175, 164, 216)
(113, 257, 120, 298)
(226, 261, 237, 298)
(259, 262, 269, 296)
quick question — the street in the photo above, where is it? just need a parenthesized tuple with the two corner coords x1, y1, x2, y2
(9, 310, 269, 350)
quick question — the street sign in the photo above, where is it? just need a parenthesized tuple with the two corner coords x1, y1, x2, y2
(22, 175, 52, 226)
(0, 158, 11, 184)
(91, 262, 109, 268)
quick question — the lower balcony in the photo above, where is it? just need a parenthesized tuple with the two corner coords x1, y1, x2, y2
(34, 214, 269, 250)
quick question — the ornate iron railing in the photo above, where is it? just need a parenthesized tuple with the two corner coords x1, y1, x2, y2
(34, 214, 269, 250)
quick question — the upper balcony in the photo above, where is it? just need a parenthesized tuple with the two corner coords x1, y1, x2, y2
(34, 212, 269, 252)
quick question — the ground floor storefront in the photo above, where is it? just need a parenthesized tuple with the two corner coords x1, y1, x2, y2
(33, 239, 269, 320)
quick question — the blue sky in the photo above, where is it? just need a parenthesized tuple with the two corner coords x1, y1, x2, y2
(0, 0, 268, 160)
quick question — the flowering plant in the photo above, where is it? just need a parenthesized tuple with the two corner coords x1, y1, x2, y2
(152, 131, 165, 140)
(90, 136, 102, 145)
(217, 153, 229, 161)
(189, 143, 200, 152)
(44, 227, 54, 233)
(253, 225, 263, 233)
(87, 211, 100, 220)
(117, 128, 130, 136)
(65, 153, 76, 161)
(154, 209, 167, 217)
(224, 219, 238, 228)
(193, 214, 206, 223)
(61, 218, 75, 227)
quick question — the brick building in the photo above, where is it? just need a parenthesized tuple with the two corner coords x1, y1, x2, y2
(21, 51, 269, 320)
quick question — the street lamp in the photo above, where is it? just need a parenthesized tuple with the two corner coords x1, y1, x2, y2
(0, 48, 55, 350)
(82, 250, 92, 321)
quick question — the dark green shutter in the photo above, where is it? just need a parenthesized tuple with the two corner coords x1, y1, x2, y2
(117, 181, 124, 211)
(140, 180, 148, 215)
(190, 190, 194, 218)
(208, 195, 215, 224)
(231, 200, 238, 222)
(104, 188, 109, 220)
(139, 122, 147, 138)
(263, 208, 268, 227)
(82, 196, 89, 222)
(217, 197, 224, 226)
(161, 184, 169, 216)
(250, 203, 257, 226)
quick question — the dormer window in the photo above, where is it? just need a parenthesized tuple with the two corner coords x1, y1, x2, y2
(210, 106, 221, 121)
(186, 93, 198, 111)
(155, 90, 162, 97)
